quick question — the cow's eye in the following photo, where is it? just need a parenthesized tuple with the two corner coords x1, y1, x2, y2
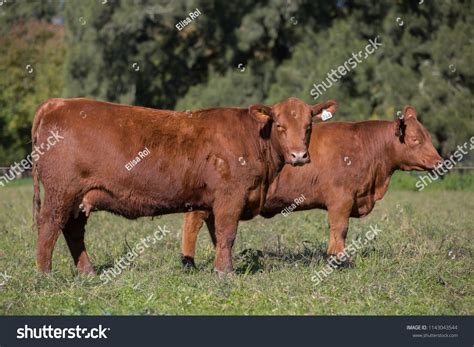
(276, 124, 286, 132)
(410, 137, 420, 144)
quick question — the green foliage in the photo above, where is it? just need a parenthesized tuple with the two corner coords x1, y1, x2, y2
(0, 0, 472, 162)
(175, 67, 267, 109)
(0, 0, 59, 35)
(266, 0, 474, 156)
(0, 21, 65, 165)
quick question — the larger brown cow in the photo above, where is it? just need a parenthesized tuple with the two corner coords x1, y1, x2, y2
(181, 105, 442, 267)
(32, 97, 337, 274)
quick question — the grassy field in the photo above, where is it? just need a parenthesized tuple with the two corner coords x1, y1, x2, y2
(0, 173, 472, 315)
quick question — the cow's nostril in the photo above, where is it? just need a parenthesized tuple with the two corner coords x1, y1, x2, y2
(290, 151, 309, 163)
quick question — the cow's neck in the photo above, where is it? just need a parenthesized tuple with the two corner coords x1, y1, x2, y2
(267, 126, 286, 183)
(233, 120, 284, 215)
(363, 121, 399, 201)
(256, 123, 286, 201)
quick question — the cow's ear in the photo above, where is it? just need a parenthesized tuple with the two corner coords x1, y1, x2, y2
(403, 105, 417, 120)
(249, 104, 273, 124)
(311, 100, 338, 121)
(395, 115, 406, 142)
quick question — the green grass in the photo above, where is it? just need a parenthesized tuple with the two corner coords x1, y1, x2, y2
(389, 170, 474, 191)
(0, 183, 472, 315)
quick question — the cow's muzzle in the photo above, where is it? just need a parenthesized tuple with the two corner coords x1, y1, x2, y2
(290, 150, 310, 166)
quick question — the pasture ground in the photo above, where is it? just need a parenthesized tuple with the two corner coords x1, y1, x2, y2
(0, 173, 472, 315)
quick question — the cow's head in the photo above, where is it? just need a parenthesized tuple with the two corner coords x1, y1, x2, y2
(249, 97, 337, 166)
(394, 106, 442, 171)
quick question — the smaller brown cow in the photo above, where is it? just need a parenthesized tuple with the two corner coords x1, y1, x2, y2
(181, 106, 443, 267)
(32, 97, 337, 275)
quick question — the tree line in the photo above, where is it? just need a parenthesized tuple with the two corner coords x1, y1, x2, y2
(0, 0, 472, 165)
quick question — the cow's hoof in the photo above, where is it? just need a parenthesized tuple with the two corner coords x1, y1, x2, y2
(213, 268, 235, 278)
(79, 267, 96, 276)
(181, 255, 196, 270)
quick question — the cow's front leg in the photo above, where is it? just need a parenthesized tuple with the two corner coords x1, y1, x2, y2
(326, 202, 352, 259)
(212, 199, 242, 274)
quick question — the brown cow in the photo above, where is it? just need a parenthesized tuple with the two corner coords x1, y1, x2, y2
(32, 97, 338, 274)
(181, 105, 442, 267)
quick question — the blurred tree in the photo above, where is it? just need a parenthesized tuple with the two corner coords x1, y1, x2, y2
(0, 21, 65, 165)
(63, 0, 263, 107)
(265, 0, 473, 156)
(0, 0, 472, 164)
(63, 0, 339, 108)
(175, 66, 268, 110)
(0, 0, 60, 35)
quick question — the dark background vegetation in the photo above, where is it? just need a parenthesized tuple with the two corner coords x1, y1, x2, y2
(0, 0, 472, 165)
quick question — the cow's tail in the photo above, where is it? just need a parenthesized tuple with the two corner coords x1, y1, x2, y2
(32, 160, 41, 229)
(32, 101, 46, 229)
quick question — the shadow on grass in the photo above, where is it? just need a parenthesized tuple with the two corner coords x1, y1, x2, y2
(95, 241, 380, 276)
(231, 239, 385, 274)
(234, 241, 329, 274)
(94, 261, 115, 274)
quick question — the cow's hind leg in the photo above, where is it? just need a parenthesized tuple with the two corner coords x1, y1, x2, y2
(181, 211, 208, 268)
(181, 211, 216, 269)
(63, 212, 94, 275)
(205, 213, 216, 248)
(37, 196, 70, 273)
